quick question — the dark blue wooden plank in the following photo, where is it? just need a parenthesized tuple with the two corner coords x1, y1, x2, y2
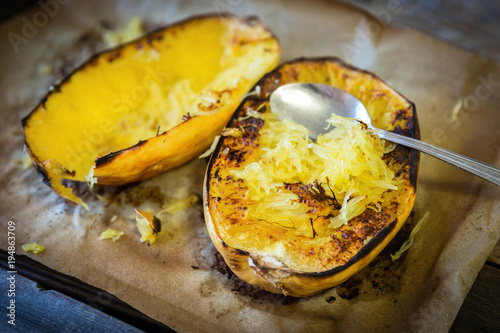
(450, 264, 500, 333)
(1, 269, 143, 332)
(0, 251, 175, 332)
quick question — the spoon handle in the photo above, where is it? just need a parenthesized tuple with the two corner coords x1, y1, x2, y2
(378, 130, 500, 186)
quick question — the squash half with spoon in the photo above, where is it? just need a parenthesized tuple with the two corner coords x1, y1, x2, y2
(204, 57, 419, 297)
(22, 14, 280, 208)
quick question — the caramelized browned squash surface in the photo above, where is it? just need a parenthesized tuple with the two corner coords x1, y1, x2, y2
(204, 58, 419, 297)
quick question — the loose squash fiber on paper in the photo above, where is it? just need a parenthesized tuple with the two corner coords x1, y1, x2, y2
(22, 14, 280, 208)
(204, 58, 420, 297)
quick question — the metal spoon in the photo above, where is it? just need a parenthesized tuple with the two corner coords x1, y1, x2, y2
(269, 83, 500, 186)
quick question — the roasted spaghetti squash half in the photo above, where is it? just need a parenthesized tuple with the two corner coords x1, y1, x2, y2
(204, 58, 419, 297)
(22, 14, 280, 208)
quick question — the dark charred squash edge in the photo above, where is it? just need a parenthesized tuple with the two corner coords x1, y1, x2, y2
(23, 141, 82, 207)
(21, 120, 51, 187)
(235, 248, 250, 255)
(21, 12, 279, 182)
(94, 139, 148, 168)
(307, 217, 397, 277)
(205, 56, 419, 277)
(409, 107, 420, 189)
(152, 216, 162, 233)
(25, 142, 51, 187)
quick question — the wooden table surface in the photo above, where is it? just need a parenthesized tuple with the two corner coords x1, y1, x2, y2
(1, 1, 499, 332)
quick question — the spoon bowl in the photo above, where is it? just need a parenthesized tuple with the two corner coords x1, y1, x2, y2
(270, 83, 371, 140)
(270, 83, 500, 186)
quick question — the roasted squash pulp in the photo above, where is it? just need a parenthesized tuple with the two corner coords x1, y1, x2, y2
(22, 14, 280, 207)
(204, 58, 419, 296)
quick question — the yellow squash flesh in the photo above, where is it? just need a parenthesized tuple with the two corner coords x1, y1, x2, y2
(204, 58, 420, 297)
(22, 14, 280, 208)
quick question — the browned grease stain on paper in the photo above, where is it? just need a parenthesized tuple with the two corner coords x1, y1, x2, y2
(335, 211, 415, 301)
(210, 251, 300, 306)
(60, 179, 167, 208)
(113, 185, 166, 206)
(193, 244, 302, 322)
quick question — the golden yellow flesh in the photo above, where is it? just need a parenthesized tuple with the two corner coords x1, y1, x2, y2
(204, 58, 419, 296)
(22, 15, 280, 207)
(225, 112, 403, 272)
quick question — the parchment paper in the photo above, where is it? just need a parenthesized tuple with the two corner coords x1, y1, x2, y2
(1, 1, 499, 332)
